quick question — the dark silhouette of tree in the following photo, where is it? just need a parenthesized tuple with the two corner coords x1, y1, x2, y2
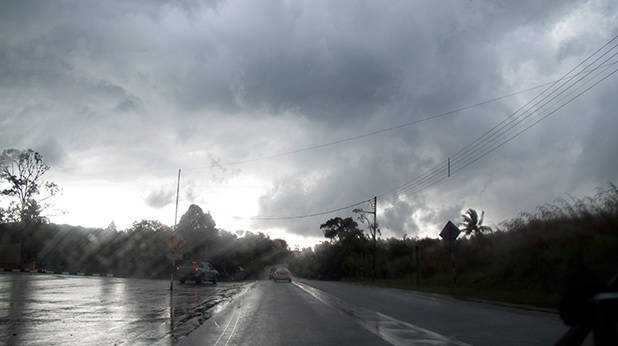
(460, 209, 492, 236)
(321, 218, 340, 241)
(105, 221, 117, 232)
(176, 204, 216, 232)
(176, 204, 217, 259)
(0, 149, 58, 224)
(20, 199, 47, 224)
(0, 202, 20, 223)
(320, 217, 363, 242)
(128, 219, 170, 233)
(316, 217, 370, 278)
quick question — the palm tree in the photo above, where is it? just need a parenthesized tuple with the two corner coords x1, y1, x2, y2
(460, 209, 492, 236)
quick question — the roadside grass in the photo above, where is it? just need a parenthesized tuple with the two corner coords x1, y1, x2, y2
(346, 278, 561, 310)
(305, 184, 618, 311)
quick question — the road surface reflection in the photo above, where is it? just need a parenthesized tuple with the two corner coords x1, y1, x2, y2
(0, 272, 248, 345)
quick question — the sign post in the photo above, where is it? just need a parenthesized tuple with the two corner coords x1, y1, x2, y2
(165, 232, 184, 331)
(414, 244, 422, 285)
(439, 221, 461, 287)
(166, 232, 185, 288)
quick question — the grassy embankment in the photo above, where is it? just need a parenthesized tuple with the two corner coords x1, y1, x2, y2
(351, 185, 618, 309)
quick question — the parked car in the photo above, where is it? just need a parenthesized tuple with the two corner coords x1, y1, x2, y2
(177, 261, 218, 284)
(272, 267, 292, 283)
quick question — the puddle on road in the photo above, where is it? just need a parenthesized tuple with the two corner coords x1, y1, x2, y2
(170, 283, 248, 342)
(0, 272, 250, 345)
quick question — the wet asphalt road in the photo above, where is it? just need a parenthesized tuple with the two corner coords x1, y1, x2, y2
(1, 272, 578, 345)
(181, 279, 574, 346)
(0, 272, 247, 345)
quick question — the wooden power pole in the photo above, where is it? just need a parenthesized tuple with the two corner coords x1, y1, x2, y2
(170, 169, 181, 291)
(372, 196, 377, 280)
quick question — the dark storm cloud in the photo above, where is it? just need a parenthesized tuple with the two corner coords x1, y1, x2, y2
(0, 0, 616, 236)
(252, 133, 450, 237)
(249, 0, 618, 237)
(0, 0, 584, 126)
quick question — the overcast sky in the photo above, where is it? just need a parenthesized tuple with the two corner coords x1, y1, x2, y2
(1, 0, 617, 248)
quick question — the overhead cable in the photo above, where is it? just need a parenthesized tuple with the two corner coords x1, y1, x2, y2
(391, 37, 617, 197)
(234, 199, 370, 220)
(235, 36, 618, 221)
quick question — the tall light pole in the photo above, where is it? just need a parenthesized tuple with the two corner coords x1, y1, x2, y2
(353, 196, 378, 280)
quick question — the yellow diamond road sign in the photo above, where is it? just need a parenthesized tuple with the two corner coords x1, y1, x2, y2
(166, 232, 186, 253)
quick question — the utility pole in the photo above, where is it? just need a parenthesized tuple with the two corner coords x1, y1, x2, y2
(372, 196, 377, 280)
(174, 169, 181, 229)
(354, 196, 378, 281)
(170, 169, 181, 292)
(414, 243, 421, 285)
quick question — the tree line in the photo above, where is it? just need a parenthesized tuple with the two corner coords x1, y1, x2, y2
(289, 184, 618, 307)
(0, 205, 292, 279)
(2, 148, 617, 308)
(0, 148, 291, 279)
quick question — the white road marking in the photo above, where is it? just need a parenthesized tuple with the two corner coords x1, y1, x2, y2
(224, 307, 242, 346)
(293, 281, 472, 346)
(213, 309, 236, 346)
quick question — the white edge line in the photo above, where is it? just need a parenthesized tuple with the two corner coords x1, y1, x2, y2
(375, 311, 472, 346)
(294, 281, 472, 346)
(224, 309, 242, 346)
(214, 309, 236, 346)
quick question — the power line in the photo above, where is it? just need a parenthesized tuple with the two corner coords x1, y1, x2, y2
(225, 83, 550, 165)
(235, 62, 613, 221)
(446, 49, 618, 178)
(235, 199, 370, 220)
(451, 67, 618, 177)
(449, 48, 618, 173)
(400, 59, 617, 196)
(184, 81, 555, 172)
(451, 36, 618, 162)
(234, 36, 617, 221)
(398, 74, 617, 197)
(223, 64, 615, 169)
(387, 37, 617, 197)
(377, 59, 618, 198)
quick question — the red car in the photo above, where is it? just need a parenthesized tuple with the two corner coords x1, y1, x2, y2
(177, 261, 218, 284)
(272, 267, 292, 283)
